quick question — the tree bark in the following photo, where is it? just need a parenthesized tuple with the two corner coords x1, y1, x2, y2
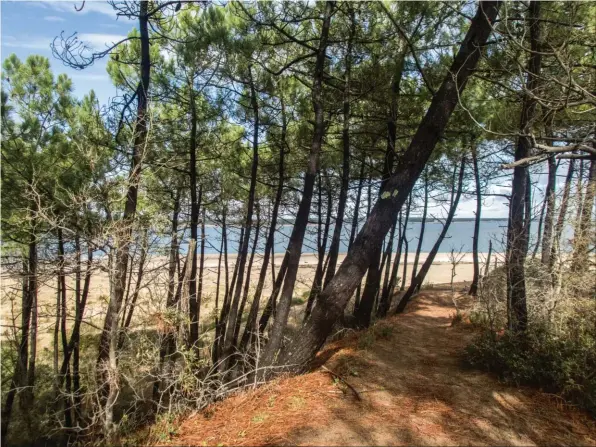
(397, 159, 466, 313)
(96, 3, 150, 434)
(260, 1, 334, 368)
(506, 0, 542, 333)
(240, 95, 287, 349)
(571, 159, 596, 274)
(277, 1, 501, 371)
(323, 6, 355, 287)
(469, 142, 482, 295)
(305, 172, 332, 318)
(221, 66, 260, 367)
(411, 173, 429, 283)
(188, 85, 201, 348)
(540, 155, 557, 265)
(549, 160, 575, 279)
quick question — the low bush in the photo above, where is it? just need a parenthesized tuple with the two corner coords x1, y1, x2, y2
(465, 305, 596, 416)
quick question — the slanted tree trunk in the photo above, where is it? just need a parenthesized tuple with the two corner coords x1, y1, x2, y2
(469, 142, 482, 295)
(240, 96, 287, 349)
(397, 159, 465, 313)
(571, 159, 596, 274)
(540, 155, 557, 265)
(278, 1, 501, 371)
(96, 2, 151, 435)
(221, 67, 260, 368)
(353, 171, 373, 314)
(505, 0, 542, 333)
(550, 160, 575, 283)
(354, 51, 406, 327)
(378, 210, 403, 317)
(305, 173, 332, 318)
(188, 86, 201, 348)
(260, 1, 334, 368)
(411, 173, 429, 283)
(323, 6, 355, 287)
(234, 202, 261, 347)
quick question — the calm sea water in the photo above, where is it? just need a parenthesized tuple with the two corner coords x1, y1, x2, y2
(172, 219, 572, 256)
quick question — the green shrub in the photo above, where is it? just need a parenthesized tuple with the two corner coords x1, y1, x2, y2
(465, 319, 596, 416)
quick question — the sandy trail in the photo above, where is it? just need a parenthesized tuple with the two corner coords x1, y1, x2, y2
(170, 287, 596, 446)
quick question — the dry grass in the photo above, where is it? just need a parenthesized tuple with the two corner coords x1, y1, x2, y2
(165, 284, 596, 446)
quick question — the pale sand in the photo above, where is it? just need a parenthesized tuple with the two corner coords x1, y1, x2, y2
(1, 252, 501, 348)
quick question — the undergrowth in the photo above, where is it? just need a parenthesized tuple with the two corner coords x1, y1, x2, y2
(464, 262, 596, 417)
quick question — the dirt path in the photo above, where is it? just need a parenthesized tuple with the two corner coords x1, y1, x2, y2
(169, 288, 596, 446)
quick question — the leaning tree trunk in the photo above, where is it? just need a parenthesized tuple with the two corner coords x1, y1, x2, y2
(411, 173, 429, 283)
(240, 95, 287, 349)
(277, 1, 501, 372)
(540, 155, 557, 265)
(397, 159, 465, 313)
(96, 3, 151, 436)
(469, 142, 482, 295)
(505, 0, 542, 333)
(188, 86, 201, 348)
(354, 51, 406, 328)
(260, 1, 334, 368)
(571, 159, 596, 274)
(1, 234, 35, 446)
(221, 67, 260, 369)
(305, 173, 332, 318)
(323, 6, 355, 287)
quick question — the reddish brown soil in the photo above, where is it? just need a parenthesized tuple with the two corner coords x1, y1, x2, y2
(166, 287, 596, 446)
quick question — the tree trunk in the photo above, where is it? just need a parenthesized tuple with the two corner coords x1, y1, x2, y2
(323, 6, 355, 287)
(221, 67, 260, 368)
(505, 0, 542, 333)
(234, 202, 261, 347)
(549, 160, 576, 279)
(96, 3, 151, 435)
(540, 155, 557, 265)
(188, 85, 201, 348)
(240, 95, 287, 349)
(411, 173, 429, 283)
(397, 159, 466, 313)
(305, 173, 332, 318)
(277, 1, 501, 371)
(571, 159, 596, 274)
(260, 1, 334, 368)
(469, 142, 482, 295)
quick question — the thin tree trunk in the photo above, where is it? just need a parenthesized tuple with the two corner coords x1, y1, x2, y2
(397, 159, 465, 313)
(323, 6, 355, 287)
(506, 0, 542, 333)
(221, 67, 260, 369)
(571, 159, 596, 274)
(550, 160, 576, 280)
(484, 240, 493, 278)
(540, 155, 557, 265)
(278, 1, 501, 371)
(469, 142, 482, 295)
(241, 96, 287, 349)
(305, 173, 332, 318)
(96, 3, 151, 435)
(188, 84, 201, 348)
(411, 173, 429, 282)
(353, 171, 373, 314)
(260, 1, 334, 368)
(234, 202, 261, 347)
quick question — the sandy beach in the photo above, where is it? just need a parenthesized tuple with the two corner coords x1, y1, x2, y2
(1, 251, 500, 349)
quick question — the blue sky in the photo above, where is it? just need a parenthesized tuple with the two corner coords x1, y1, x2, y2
(0, 1, 524, 219)
(1, 0, 136, 105)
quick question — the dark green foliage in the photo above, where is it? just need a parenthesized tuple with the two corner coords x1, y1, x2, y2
(465, 313, 596, 416)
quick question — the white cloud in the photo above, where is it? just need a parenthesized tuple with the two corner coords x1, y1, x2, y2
(44, 15, 66, 22)
(45, 1, 116, 18)
(78, 33, 127, 51)
(70, 73, 110, 82)
(3, 38, 51, 50)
